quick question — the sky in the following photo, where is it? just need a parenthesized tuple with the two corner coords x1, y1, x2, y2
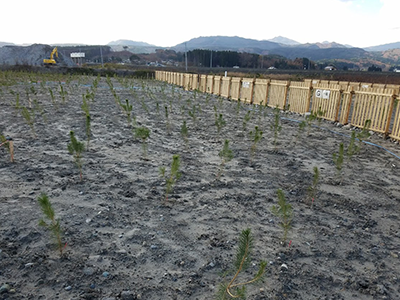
(1, 0, 399, 48)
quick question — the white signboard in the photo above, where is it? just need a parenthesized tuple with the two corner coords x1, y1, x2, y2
(315, 89, 330, 99)
(322, 90, 331, 99)
(70, 52, 85, 58)
(242, 81, 250, 88)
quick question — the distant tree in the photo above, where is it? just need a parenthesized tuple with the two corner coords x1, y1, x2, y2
(368, 65, 382, 72)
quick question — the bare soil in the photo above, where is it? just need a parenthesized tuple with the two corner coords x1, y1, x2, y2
(1, 75, 400, 300)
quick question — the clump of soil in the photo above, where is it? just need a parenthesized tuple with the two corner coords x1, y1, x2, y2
(1, 74, 400, 300)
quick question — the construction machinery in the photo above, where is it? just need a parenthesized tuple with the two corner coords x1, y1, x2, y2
(43, 47, 58, 65)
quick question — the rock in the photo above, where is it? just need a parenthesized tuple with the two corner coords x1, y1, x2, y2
(281, 263, 288, 270)
(65, 286, 72, 291)
(83, 267, 95, 276)
(120, 290, 136, 300)
(0, 284, 10, 294)
(150, 245, 158, 249)
(102, 271, 110, 277)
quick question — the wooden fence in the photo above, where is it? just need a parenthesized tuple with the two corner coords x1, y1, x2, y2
(155, 71, 400, 141)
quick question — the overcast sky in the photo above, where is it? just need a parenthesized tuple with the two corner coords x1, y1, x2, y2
(2, 0, 399, 48)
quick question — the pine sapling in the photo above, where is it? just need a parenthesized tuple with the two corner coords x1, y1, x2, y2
(215, 113, 226, 135)
(333, 143, 344, 182)
(67, 131, 85, 181)
(308, 166, 320, 208)
(356, 119, 371, 153)
(38, 193, 65, 257)
(20, 106, 36, 137)
(271, 106, 282, 151)
(271, 189, 293, 244)
(242, 110, 251, 131)
(81, 97, 91, 150)
(218, 139, 234, 178)
(249, 126, 263, 162)
(216, 228, 267, 300)
(134, 126, 150, 158)
(180, 120, 189, 148)
(295, 120, 307, 145)
(306, 111, 317, 135)
(347, 131, 357, 159)
(120, 99, 133, 126)
(159, 155, 181, 201)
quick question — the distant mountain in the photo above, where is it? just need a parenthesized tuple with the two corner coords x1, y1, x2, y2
(108, 39, 157, 47)
(107, 39, 159, 54)
(269, 46, 368, 61)
(365, 42, 400, 52)
(267, 36, 300, 46)
(0, 42, 15, 47)
(172, 36, 281, 53)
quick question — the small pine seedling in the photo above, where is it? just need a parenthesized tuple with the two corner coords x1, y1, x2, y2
(180, 120, 189, 148)
(308, 166, 320, 208)
(306, 111, 317, 135)
(67, 131, 85, 181)
(134, 126, 150, 158)
(215, 113, 226, 135)
(242, 110, 251, 131)
(217, 139, 234, 178)
(159, 154, 181, 201)
(356, 119, 371, 153)
(295, 120, 307, 145)
(38, 193, 65, 257)
(249, 126, 263, 162)
(216, 228, 267, 300)
(120, 99, 133, 126)
(20, 106, 36, 137)
(347, 131, 357, 159)
(271, 189, 293, 244)
(271, 106, 282, 151)
(333, 143, 344, 182)
(81, 97, 91, 150)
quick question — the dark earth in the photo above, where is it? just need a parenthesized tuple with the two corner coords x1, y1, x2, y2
(1, 72, 400, 300)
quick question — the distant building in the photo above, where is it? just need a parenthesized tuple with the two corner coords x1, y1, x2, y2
(324, 65, 336, 71)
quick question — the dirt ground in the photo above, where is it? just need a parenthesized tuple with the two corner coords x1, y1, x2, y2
(1, 74, 400, 300)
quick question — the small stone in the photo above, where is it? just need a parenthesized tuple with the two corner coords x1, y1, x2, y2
(86, 218, 91, 223)
(150, 245, 158, 250)
(0, 284, 11, 294)
(102, 271, 110, 277)
(65, 286, 72, 291)
(281, 263, 288, 269)
(390, 252, 398, 258)
(25, 262, 35, 268)
(90, 283, 96, 289)
(120, 290, 135, 300)
(208, 262, 215, 268)
(83, 267, 95, 276)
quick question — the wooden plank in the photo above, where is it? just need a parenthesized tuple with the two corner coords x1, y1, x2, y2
(389, 97, 400, 140)
(240, 78, 255, 104)
(350, 87, 394, 134)
(311, 84, 342, 121)
(339, 87, 353, 124)
(287, 81, 312, 114)
(230, 77, 241, 100)
(268, 80, 289, 109)
(191, 74, 199, 90)
(199, 75, 207, 92)
(206, 75, 214, 94)
(253, 78, 270, 105)
(220, 77, 231, 98)
(213, 76, 222, 95)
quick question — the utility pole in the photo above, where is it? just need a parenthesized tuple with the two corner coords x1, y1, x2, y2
(210, 50, 213, 68)
(100, 46, 104, 68)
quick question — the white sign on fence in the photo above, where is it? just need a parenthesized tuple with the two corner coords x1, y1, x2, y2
(315, 89, 330, 99)
(322, 90, 331, 99)
(242, 81, 250, 88)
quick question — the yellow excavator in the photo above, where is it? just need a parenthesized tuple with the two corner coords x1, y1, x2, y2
(43, 47, 58, 65)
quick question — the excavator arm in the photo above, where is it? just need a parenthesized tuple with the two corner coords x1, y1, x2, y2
(43, 47, 58, 65)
